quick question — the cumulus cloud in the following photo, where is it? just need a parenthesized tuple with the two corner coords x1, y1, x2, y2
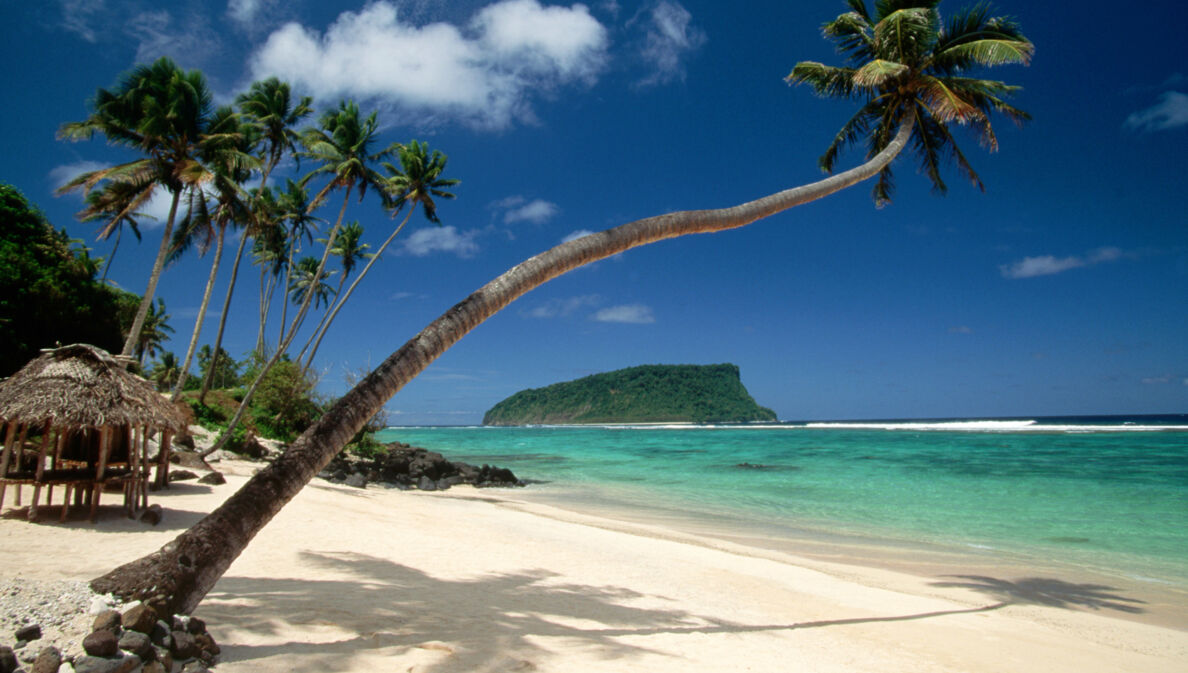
(59, 0, 105, 42)
(999, 247, 1124, 279)
(401, 226, 480, 257)
(524, 294, 602, 318)
(493, 196, 560, 224)
(126, 9, 220, 64)
(591, 303, 655, 324)
(248, 0, 608, 128)
(561, 229, 596, 243)
(635, 1, 705, 86)
(227, 0, 269, 25)
(49, 160, 174, 228)
(1125, 91, 1188, 132)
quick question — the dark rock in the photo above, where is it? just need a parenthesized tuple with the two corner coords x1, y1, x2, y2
(170, 631, 197, 660)
(117, 630, 154, 661)
(417, 475, 436, 491)
(92, 610, 121, 634)
(331, 470, 348, 483)
(344, 473, 367, 489)
(181, 660, 211, 673)
(435, 479, 451, 491)
(169, 470, 199, 482)
(149, 620, 171, 647)
(0, 646, 15, 673)
(145, 594, 171, 617)
(14, 625, 41, 642)
(82, 630, 119, 657)
(173, 434, 195, 450)
(143, 661, 168, 673)
(185, 617, 205, 636)
(121, 604, 158, 634)
(193, 632, 219, 656)
(31, 646, 60, 673)
(197, 471, 225, 485)
(72, 655, 129, 673)
(139, 504, 164, 526)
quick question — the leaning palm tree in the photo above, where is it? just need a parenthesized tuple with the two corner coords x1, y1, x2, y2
(296, 221, 373, 365)
(300, 141, 457, 370)
(94, 0, 1033, 614)
(58, 57, 236, 358)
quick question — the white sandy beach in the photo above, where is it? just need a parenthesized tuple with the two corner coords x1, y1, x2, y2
(1, 459, 1185, 673)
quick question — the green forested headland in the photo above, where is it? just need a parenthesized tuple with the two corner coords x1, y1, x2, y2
(483, 364, 777, 425)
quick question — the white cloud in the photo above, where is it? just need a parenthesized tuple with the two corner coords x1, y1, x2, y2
(1125, 91, 1188, 132)
(636, 1, 705, 87)
(524, 294, 602, 318)
(126, 10, 219, 65)
(401, 226, 480, 257)
(591, 303, 655, 324)
(503, 198, 559, 224)
(49, 160, 110, 190)
(999, 247, 1124, 279)
(248, 0, 608, 129)
(228, 0, 267, 25)
(59, 0, 105, 42)
(49, 160, 175, 229)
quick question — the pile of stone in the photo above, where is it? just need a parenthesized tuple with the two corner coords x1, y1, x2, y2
(320, 442, 523, 491)
(1, 602, 220, 673)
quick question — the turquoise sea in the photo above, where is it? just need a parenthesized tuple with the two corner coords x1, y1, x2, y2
(376, 416, 1188, 586)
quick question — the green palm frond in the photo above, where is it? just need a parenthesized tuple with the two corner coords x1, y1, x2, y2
(786, 63, 857, 98)
(852, 59, 909, 88)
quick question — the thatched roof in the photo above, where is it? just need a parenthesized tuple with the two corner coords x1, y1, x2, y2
(0, 344, 186, 432)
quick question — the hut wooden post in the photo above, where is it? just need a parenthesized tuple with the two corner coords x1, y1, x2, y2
(28, 428, 54, 521)
(89, 426, 111, 523)
(156, 431, 173, 490)
(0, 422, 19, 511)
(12, 424, 29, 507)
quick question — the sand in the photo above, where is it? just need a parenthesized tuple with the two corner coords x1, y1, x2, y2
(1, 459, 1185, 672)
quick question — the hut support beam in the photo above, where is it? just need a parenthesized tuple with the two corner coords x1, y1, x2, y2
(90, 426, 111, 523)
(28, 429, 54, 521)
(0, 422, 19, 511)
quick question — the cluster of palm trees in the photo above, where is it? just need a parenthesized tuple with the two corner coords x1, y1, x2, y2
(58, 59, 458, 446)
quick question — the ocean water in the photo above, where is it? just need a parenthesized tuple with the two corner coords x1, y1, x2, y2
(375, 416, 1188, 584)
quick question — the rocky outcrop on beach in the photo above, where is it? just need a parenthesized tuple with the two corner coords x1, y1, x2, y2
(0, 581, 219, 672)
(320, 442, 523, 491)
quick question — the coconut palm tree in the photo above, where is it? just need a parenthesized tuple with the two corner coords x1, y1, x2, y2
(149, 351, 182, 392)
(296, 221, 372, 365)
(93, 0, 1032, 615)
(272, 179, 322, 351)
(202, 101, 394, 456)
(78, 180, 147, 281)
(132, 297, 173, 366)
(300, 141, 458, 370)
(57, 57, 236, 358)
(196, 80, 312, 403)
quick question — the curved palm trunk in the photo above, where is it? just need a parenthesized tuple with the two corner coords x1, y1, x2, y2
(201, 191, 350, 457)
(199, 229, 251, 404)
(121, 190, 181, 357)
(296, 270, 349, 366)
(171, 225, 227, 401)
(301, 209, 414, 371)
(101, 225, 122, 281)
(93, 121, 912, 615)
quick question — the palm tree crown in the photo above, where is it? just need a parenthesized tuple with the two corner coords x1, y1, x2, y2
(383, 140, 460, 224)
(788, 0, 1033, 204)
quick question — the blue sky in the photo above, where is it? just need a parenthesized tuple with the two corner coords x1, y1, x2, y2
(2, 0, 1185, 424)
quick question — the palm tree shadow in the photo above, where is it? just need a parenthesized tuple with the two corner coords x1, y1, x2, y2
(201, 550, 703, 673)
(930, 575, 1147, 614)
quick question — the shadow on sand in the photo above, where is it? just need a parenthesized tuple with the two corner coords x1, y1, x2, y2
(199, 551, 1148, 673)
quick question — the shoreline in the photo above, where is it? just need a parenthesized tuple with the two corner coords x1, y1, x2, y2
(2, 459, 1184, 671)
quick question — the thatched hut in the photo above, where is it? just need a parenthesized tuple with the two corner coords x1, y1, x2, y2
(0, 344, 187, 522)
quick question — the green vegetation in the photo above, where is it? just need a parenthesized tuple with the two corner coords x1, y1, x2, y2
(483, 364, 777, 425)
(0, 183, 134, 377)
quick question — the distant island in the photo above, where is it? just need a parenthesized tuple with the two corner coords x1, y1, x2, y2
(483, 364, 777, 426)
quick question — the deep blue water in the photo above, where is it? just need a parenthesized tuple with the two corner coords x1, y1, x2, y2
(375, 415, 1188, 583)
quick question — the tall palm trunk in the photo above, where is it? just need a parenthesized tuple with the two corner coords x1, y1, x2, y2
(121, 190, 181, 357)
(101, 225, 123, 281)
(199, 229, 250, 403)
(92, 121, 912, 615)
(296, 264, 349, 366)
(171, 224, 227, 401)
(301, 208, 414, 370)
(202, 190, 350, 457)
